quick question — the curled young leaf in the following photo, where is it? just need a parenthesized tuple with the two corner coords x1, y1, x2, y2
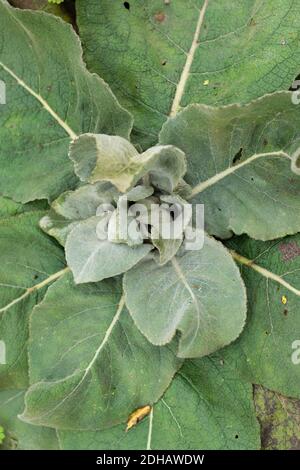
(77, 0, 300, 148)
(69, 134, 139, 192)
(69, 133, 186, 193)
(40, 182, 119, 246)
(58, 358, 260, 450)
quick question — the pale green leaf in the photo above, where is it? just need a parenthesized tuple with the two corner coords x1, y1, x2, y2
(126, 185, 154, 201)
(140, 145, 187, 193)
(124, 234, 247, 358)
(152, 236, 182, 266)
(39, 210, 77, 247)
(40, 182, 119, 245)
(69, 134, 139, 192)
(107, 207, 144, 247)
(21, 273, 181, 429)
(151, 194, 191, 264)
(65, 216, 152, 283)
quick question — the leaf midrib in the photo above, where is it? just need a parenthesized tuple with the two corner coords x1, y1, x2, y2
(0, 267, 70, 314)
(22, 295, 125, 424)
(187, 150, 292, 198)
(169, 0, 209, 117)
(0, 60, 77, 140)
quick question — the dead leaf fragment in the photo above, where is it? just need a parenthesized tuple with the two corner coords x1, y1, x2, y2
(126, 405, 151, 431)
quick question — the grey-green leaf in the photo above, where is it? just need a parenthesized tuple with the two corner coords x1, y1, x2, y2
(152, 236, 182, 266)
(0, 0, 132, 202)
(140, 145, 187, 193)
(160, 92, 300, 240)
(21, 273, 181, 430)
(126, 185, 154, 201)
(124, 234, 247, 358)
(65, 216, 152, 283)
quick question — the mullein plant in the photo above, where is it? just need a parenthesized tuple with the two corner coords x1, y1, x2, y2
(0, 0, 300, 450)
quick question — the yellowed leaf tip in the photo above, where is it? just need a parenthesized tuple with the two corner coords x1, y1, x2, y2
(126, 405, 151, 432)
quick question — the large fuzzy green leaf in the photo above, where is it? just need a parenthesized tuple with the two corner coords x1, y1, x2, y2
(58, 358, 260, 450)
(21, 273, 181, 430)
(224, 233, 300, 399)
(0, 390, 59, 450)
(160, 92, 300, 240)
(77, 0, 300, 148)
(124, 234, 246, 358)
(0, 0, 132, 203)
(0, 212, 66, 389)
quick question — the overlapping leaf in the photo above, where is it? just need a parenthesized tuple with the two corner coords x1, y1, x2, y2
(160, 92, 300, 240)
(77, 0, 300, 148)
(255, 385, 300, 450)
(21, 273, 181, 429)
(0, 0, 299, 451)
(0, 390, 59, 450)
(124, 233, 246, 358)
(40, 182, 119, 246)
(223, 233, 300, 398)
(0, 0, 132, 203)
(65, 216, 153, 283)
(58, 358, 260, 450)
